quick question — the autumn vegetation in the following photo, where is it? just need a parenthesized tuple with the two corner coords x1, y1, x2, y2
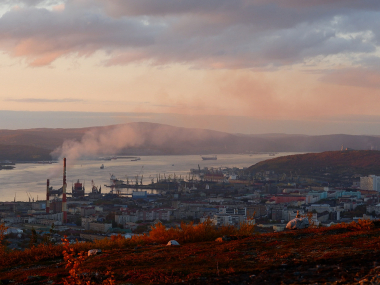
(2, 219, 380, 284)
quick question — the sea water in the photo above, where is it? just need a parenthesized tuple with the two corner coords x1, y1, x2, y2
(0, 153, 300, 202)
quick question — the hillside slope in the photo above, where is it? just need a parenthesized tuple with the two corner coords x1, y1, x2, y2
(248, 150, 380, 176)
(1, 223, 380, 284)
(0, 144, 52, 162)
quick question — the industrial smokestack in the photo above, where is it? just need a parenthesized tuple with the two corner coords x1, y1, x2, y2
(63, 157, 67, 223)
(46, 179, 50, 214)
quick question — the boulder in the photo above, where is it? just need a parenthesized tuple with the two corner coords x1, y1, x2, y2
(166, 240, 180, 246)
(286, 218, 309, 230)
(88, 249, 102, 256)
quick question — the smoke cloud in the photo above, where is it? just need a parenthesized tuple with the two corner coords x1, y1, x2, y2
(51, 124, 144, 162)
(48, 122, 229, 177)
(48, 124, 144, 177)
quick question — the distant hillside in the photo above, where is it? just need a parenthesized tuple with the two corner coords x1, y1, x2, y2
(0, 144, 52, 162)
(0, 127, 89, 150)
(1, 123, 380, 160)
(248, 150, 380, 176)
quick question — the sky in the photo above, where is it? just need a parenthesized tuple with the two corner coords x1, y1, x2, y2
(1, 0, 380, 135)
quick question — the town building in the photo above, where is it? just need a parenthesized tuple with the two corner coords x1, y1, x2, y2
(360, 175, 380, 191)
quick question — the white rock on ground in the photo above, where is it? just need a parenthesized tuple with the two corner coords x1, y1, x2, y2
(88, 249, 102, 256)
(286, 218, 309, 230)
(166, 240, 180, 246)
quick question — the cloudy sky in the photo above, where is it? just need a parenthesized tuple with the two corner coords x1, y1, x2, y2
(1, 0, 380, 135)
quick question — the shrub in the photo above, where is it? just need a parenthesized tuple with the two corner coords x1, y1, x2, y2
(148, 219, 238, 244)
(236, 217, 257, 236)
(62, 236, 115, 285)
(332, 219, 374, 231)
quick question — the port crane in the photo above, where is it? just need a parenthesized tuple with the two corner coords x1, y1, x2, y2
(135, 165, 144, 185)
(26, 192, 34, 202)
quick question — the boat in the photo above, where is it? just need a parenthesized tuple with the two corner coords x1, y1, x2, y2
(131, 157, 141, 161)
(110, 174, 124, 186)
(72, 179, 85, 198)
(91, 180, 101, 194)
(100, 164, 104, 169)
(201, 155, 217, 160)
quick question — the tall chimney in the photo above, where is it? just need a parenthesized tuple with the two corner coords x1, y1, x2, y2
(46, 179, 50, 214)
(63, 158, 67, 223)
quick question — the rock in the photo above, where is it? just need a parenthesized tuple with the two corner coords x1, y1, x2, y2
(286, 217, 309, 230)
(88, 249, 102, 256)
(166, 240, 180, 246)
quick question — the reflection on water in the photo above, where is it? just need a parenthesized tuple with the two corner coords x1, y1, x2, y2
(0, 153, 299, 202)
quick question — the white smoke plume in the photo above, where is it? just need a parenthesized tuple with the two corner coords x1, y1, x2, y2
(47, 122, 229, 178)
(48, 124, 145, 177)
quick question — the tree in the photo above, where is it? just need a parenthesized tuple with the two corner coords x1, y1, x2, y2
(303, 212, 317, 228)
(0, 223, 8, 254)
(29, 227, 38, 248)
(49, 223, 56, 235)
(43, 223, 56, 245)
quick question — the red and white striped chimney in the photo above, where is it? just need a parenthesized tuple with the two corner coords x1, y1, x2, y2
(46, 179, 50, 214)
(63, 157, 67, 223)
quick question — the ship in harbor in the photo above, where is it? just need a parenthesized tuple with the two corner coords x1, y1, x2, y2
(201, 155, 217, 160)
(131, 157, 141, 161)
(110, 174, 124, 186)
(72, 179, 85, 198)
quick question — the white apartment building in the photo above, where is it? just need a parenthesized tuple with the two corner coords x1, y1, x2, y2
(308, 204, 334, 213)
(211, 214, 232, 226)
(360, 175, 380, 191)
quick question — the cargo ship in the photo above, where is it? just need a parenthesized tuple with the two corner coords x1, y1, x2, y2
(110, 174, 124, 186)
(201, 155, 217, 160)
(72, 179, 85, 198)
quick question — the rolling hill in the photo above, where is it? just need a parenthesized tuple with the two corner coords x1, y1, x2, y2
(1, 122, 380, 161)
(0, 144, 52, 162)
(248, 150, 380, 176)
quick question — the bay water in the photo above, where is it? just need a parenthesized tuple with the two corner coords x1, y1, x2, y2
(0, 153, 299, 202)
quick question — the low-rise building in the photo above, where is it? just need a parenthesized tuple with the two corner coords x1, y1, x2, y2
(246, 205, 267, 218)
(308, 204, 334, 213)
(88, 222, 112, 233)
